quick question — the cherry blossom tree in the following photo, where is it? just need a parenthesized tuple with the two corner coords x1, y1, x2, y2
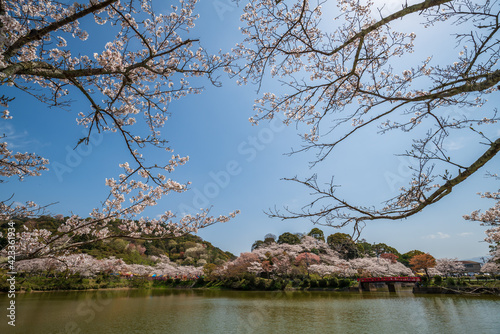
(464, 180, 500, 271)
(294, 251, 320, 277)
(236, 235, 341, 277)
(246, 260, 265, 275)
(220, 252, 260, 277)
(0, 135, 50, 218)
(270, 256, 292, 276)
(295, 251, 320, 265)
(16, 254, 126, 277)
(349, 256, 412, 277)
(226, 234, 417, 278)
(480, 248, 500, 273)
(146, 255, 202, 277)
(252, 235, 338, 264)
(0, 0, 239, 264)
(15, 257, 59, 275)
(15, 253, 205, 278)
(380, 252, 398, 264)
(237, 0, 500, 233)
(309, 263, 356, 277)
(435, 257, 465, 277)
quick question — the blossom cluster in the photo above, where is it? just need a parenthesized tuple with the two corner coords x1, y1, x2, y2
(435, 258, 465, 275)
(464, 188, 500, 268)
(218, 236, 413, 278)
(14, 253, 203, 278)
(0, 142, 49, 183)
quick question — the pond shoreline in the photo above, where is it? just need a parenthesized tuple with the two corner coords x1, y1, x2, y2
(2, 283, 500, 296)
(413, 286, 500, 295)
(2, 272, 499, 296)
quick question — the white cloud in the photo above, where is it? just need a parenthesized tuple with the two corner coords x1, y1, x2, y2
(0, 123, 45, 149)
(457, 232, 474, 237)
(423, 232, 451, 239)
(443, 138, 465, 151)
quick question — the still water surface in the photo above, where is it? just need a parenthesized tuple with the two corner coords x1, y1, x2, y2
(1, 289, 499, 334)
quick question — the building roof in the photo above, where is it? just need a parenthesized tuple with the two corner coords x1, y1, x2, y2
(459, 261, 481, 265)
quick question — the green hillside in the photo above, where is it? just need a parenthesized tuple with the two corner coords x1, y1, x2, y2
(1, 216, 235, 266)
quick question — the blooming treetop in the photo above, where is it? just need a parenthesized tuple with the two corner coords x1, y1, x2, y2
(435, 257, 465, 276)
(464, 180, 500, 267)
(480, 248, 500, 273)
(464, 189, 500, 245)
(349, 257, 412, 277)
(15, 253, 203, 277)
(221, 235, 412, 277)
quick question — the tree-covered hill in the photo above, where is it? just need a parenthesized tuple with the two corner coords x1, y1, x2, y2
(1, 216, 234, 266)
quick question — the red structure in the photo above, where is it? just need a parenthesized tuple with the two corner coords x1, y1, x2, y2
(357, 277, 421, 283)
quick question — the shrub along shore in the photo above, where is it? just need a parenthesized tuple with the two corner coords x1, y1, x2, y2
(1, 272, 499, 294)
(0, 272, 356, 292)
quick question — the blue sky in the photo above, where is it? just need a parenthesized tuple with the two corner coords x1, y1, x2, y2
(2, 0, 499, 260)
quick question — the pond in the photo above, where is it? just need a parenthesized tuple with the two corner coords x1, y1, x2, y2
(1, 289, 499, 333)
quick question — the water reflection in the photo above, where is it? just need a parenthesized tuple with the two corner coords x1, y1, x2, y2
(1, 289, 499, 333)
